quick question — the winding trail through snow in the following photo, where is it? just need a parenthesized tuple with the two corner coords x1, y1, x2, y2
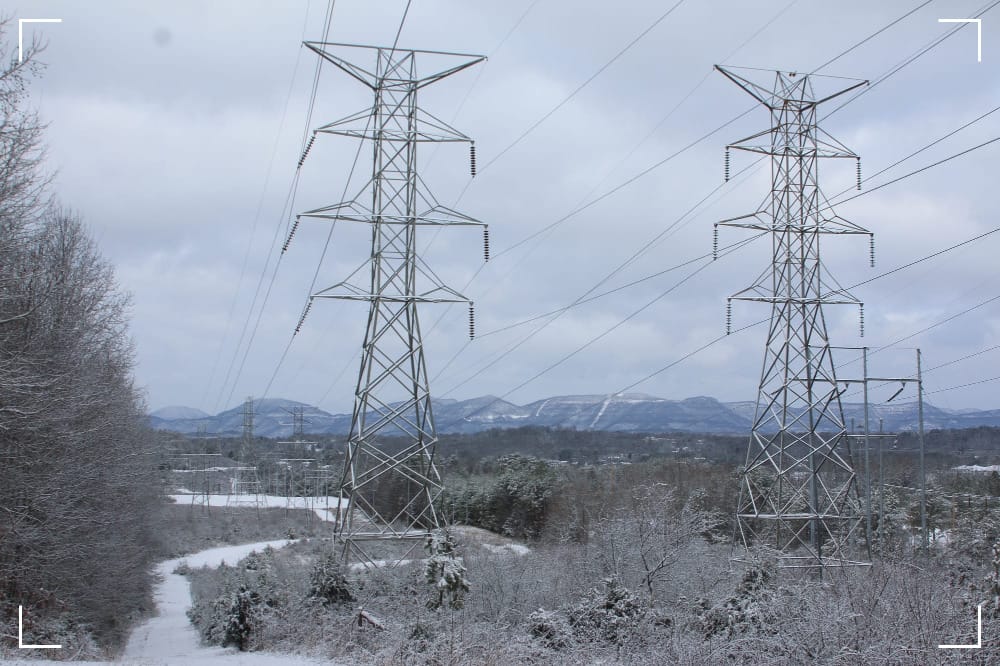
(3, 540, 325, 665)
(119, 539, 321, 665)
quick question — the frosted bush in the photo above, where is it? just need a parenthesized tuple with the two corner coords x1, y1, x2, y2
(425, 528, 470, 610)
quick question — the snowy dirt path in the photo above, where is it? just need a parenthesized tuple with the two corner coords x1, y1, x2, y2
(118, 539, 324, 665)
(3, 540, 336, 665)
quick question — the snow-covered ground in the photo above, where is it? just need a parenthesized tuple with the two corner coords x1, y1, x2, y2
(482, 542, 531, 556)
(953, 464, 1000, 473)
(168, 493, 345, 523)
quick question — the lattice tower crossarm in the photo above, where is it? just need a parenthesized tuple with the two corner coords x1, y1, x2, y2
(300, 43, 486, 568)
(716, 67, 872, 570)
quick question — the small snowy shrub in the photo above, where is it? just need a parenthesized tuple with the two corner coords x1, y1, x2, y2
(697, 556, 777, 638)
(424, 528, 470, 610)
(567, 577, 643, 644)
(222, 584, 262, 650)
(528, 608, 572, 649)
(987, 541, 1000, 619)
(307, 552, 354, 605)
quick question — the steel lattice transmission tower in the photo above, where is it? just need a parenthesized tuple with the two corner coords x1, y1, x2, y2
(229, 396, 262, 509)
(716, 67, 873, 569)
(299, 42, 486, 567)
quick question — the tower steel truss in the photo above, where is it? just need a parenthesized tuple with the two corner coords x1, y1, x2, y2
(716, 67, 872, 569)
(301, 42, 486, 567)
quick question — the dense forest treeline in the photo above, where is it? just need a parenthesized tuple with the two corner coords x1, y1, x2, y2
(0, 25, 162, 655)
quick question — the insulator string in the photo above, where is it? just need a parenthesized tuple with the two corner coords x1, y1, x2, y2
(724, 147, 731, 183)
(468, 302, 476, 340)
(712, 225, 719, 260)
(282, 216, 301, 254)
(856, 157, 862, 191)
(469, 143, 477, 177)
(725, 299, 732, 335)
(868, 233, 875, 268)
(298, 134, 316, 169)
(295, 299, 313, 335)
(483, 226, 490, 262)
(859, 303, 865, 337)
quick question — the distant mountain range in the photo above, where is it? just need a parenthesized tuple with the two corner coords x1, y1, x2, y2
(148, 394, 1000, 438)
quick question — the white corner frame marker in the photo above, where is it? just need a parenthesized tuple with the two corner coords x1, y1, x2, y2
(18, 605, 62, 649)
(939, 18, 983, 62)
(938, 602, 983, 649)
(18, 18, 62, 63)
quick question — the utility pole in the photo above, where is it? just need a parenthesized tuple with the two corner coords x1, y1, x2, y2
(295, 42, 487, 568)
(717, 67, 872, 570)
(918, 348, 927, 551)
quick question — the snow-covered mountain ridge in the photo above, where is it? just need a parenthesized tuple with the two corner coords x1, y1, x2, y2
(149, 394, 1000, 437)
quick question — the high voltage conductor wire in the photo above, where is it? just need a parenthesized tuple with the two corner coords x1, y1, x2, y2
(473, 0, 687, 178)
(840, 343, 1000, 402)
(423, 0, 799, 336)
(431, 155, 765, 390)
(618, 230, 1000, 399)
(834, 136, 1000, 209)
(420, 1, 803, 396)
(439, 2, 992, 383)
(480, 234, 767, 340)
(823, 0, 1000, 120)
(435, 3, 999, 428)
(809, 0, 934, 73)
(925, 374, 1000, 396)
(827, 103, 1000, 206)
(215, 0, 338, 409)
(341, 0, 781, 408)
(427, 0, 941, 350)
(260, 2, 411, 403)
(443, 135, 1000, 425)
(202, 0, 318, 410)
(420, 0, 698, 288)
(491, 0, 797, 264)
(312, 1, 964, 410)
(439, 232, 756, 401)
(432, 233, 765, 387)
(474, 0, 926, 270)
(307, 0, 545, 408)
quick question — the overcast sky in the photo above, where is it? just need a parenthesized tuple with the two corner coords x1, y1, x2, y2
(6, 0, 1000, 415)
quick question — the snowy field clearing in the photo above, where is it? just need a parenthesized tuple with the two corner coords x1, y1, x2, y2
(168, 493, 346, 523)
(481, 542, 531, 556)
(953, 464, 1000, 473)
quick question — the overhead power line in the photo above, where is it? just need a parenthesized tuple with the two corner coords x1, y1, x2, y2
(214, 0, 338, 411)
(428, 1, 976, 415)
(202, 0, 319, 410)
(476, 0, 688, 176)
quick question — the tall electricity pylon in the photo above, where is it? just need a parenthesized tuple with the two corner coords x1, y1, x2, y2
(298, 42, 486, 568)
(716, 67, 873, 569)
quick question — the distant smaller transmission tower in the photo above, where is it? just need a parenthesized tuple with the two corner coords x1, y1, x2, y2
(296, 42, 487, 567)
(716, 67, 873, 569)
(229, 396, 262, 508)
(278, 406, 315, 451)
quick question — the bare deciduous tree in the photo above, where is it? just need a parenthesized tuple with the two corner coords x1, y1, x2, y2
(0, 20, 161, 654)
